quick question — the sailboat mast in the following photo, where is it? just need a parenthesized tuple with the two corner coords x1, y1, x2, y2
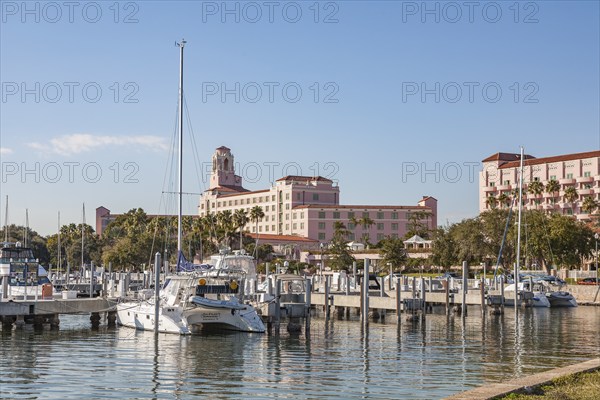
(4, 195, 8, 243)
(58, 211, 61, 272)
(177, 39, 186, 255)
(515, 146, 524, 309)
(82, 203, 85, 270)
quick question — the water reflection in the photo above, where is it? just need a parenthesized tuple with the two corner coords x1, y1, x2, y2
(0, 308, 598, 399)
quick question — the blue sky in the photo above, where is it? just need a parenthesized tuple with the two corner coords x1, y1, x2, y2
(1, 0, 599, 236)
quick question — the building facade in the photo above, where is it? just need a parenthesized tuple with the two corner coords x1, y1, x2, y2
(200, 146, 438, 243)
(479, 150, 600, 219)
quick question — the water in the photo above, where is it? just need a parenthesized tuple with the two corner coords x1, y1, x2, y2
(1, 307, 599, 399)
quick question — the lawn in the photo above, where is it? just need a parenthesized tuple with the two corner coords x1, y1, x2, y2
(498, 369, 600, 400)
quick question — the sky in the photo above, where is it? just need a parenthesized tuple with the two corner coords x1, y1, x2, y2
(1, 0, 599, 236)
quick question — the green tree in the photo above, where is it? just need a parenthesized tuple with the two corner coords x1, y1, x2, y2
(429, 227, 457, 268)
(497, 192, 511, 209)
(563, 186, 579, 213)
(486, 194, 498, 210)
(249, 205, 265, 252)
(233, 209, 249, 250)
(327, 221, 355, 271)
(405, 211, 431, 239)
(582, 196, 598, 215)
(379, 236, 407, 272)
(528, 180, 544, 209)
(0, 224, 50, 265)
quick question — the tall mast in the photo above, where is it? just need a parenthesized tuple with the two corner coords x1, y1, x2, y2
(4, 195, 8, 243)
(82, 203, 85, 269)
(58, 211, 61, 272)
(515, 146, 524, 310)
(176, 39, 186, 254)
(24, 209, 29, 247)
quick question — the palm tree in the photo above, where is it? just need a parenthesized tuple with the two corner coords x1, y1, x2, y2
(486, 194, 498, 210)
(582, 196, 598, 215)
(528, 180, 544, 209)
(563, 186, 579, 215)
(249, 205, 265, 250)
(360, 215, 374, 246)
(233, 209, 249, 250)
(545, 179, 560, 196)
(216, 210, 235, 247)
(497, 192, 511, 209)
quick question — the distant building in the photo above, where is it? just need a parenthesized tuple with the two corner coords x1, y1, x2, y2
(479, 150, 600, 220)
(200, 146, 438, 244)
(95, 206, 116, 236)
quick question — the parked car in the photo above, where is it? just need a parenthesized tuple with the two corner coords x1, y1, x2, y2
(577, 277, 599, 285)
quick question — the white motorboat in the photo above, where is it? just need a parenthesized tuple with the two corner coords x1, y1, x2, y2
(503, 281, 550, 308)
(0, 242, 54, 300)
(116, 268, 265, 334)
(545, 288, 577, 307)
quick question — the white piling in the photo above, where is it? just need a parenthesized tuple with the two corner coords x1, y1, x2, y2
(153, 252, 161, 334)
(462, 261, 468, 316)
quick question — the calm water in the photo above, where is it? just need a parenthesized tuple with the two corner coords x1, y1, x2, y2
(1, 307, 599, 399)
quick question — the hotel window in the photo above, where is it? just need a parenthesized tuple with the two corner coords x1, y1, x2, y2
(333, 212, 340, 219)
(377, 223, 384, 230)
(391, 212, 398, 219)
(273, 225, 276, 231)
(246, 199, 250, 204)
(265, 216, 269, 221)
(347, 212, 355, 219)
(377, 233, 384, 241)
(272, 195, 275, 201)
(391, 233, 398, 239)
(362, 212, 369, 218)
(301, 212, 304, 218)
(296, 193, 301, 200)
(585, 184, 592, 189)
(285, 224, 289, 230)
(566, 208, 573, 215)
(391, 223, 399, 230)
(550, 175, 556, 180)
(253, 198, 256, 203)
(218, 202, 221, 207)
(286, 214, 289, 220)
(313, 193, 319, 201)
(265, 225, 269, 232)
(318, 222, 326, 229)
(504, 180, 510, 185)
(259, 226, 263, 232)
(285, 204, 290, 210)
(567, 173, 573, 179)
(293, 223, 297, 230)
(200, 204, 204, 209)
(348, 223, 355, 230)
(234, 200, 238, 205)
(293, 213, 297, 219)
(584, 171, 591, 177)
(319, 211, 326, 219)
(489, 182, 495, 187)
(348, 233, 355, 241)
(533, 177, 539, 182)
(377, 212, 384, 219)
(285, 193, 289, 200)
(318, 232, 326, 240)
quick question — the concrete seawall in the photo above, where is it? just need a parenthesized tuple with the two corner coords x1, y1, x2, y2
(563, 285, 600, 305)
(446, 358, 600, 400)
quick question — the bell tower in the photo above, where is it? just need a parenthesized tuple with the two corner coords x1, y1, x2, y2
(209, 146, 244, 190)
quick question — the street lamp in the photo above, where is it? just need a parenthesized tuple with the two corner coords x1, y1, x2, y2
(319, 243, 325, 276)
(595, 233, 599, 284)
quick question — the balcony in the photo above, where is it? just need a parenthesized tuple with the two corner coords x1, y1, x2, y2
(559, 178, 576, 185)
(576, 214, 591, 221)
(497, 184, 512, 191)
(543, 191, 558, 198)
(484, 186, 498, 192)
(576, 176, 594, 183)
(579, 188, 594, 195)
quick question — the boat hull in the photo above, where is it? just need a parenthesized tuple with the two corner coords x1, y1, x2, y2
(546, 292, 578, 307)
(116, 298, 265, 334)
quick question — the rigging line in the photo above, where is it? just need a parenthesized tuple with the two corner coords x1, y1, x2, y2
(493, 197, 516, 282)
(183, 95, 206, 194)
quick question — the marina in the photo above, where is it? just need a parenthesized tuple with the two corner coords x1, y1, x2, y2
(1, 307, 599, 399)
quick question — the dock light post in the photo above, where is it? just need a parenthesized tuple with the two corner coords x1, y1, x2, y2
(595, 233, 599, 284)
(320, 243, 325, 276)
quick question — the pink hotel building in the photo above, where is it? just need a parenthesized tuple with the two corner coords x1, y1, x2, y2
(199, 146, 438, 243)
(479, 150, 600, 219)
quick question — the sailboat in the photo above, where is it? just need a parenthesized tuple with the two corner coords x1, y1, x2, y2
(115, 40, 265, 334)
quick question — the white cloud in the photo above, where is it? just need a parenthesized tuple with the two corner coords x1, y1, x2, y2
(0, 147, 14, 155)
(27, 134, 168, 156)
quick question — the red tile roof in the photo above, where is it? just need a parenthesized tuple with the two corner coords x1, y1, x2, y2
(498, 150, 600, 169)
(293, 204, 430, 210)
(482, 152, 535, 162)
(276, 175, 333, 183)
(246, 233, 319, 243)
(218, 188, 269, 197)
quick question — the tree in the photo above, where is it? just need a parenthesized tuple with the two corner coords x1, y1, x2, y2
(545, 179, 560, 197)
(528, 180, 544, 209)
(563, 187, 579, 214)
(497, 192, 511, 209)
(326, 221, 355, 271)
(379, 236, 407, 272)
(249, 205, 265, 252)
(429, 227, 457, 268)
(486, 194, 498, 210)
(0, 224, 50, 265)
(582, 196, 598, 215)
(233, 209, 249, 250)
(405, 210, 431, 239)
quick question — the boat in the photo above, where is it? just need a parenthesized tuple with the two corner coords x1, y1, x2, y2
(257, 273, 309, 318)
(116, 40, 265, 334)
(0, 242, 54, 300)
(538, 280, 577, 307)
(503, 281, 550, 308)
